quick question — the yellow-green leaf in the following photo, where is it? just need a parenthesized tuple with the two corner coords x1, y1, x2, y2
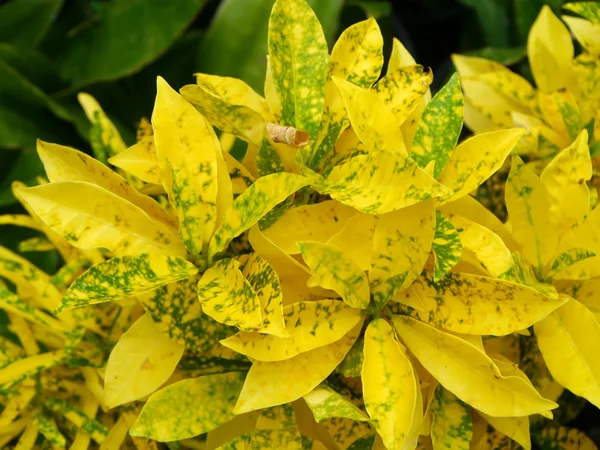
(18, 237, 53, 253)
(37, 140, 175, 228)
(153, 77, 222, 254)
(392, 316, 558, 417)
(262, 200, 357, 255)
(430, 386, 472, 450)
(268, 0, 328, 140)
(548, 248, 597, 278)
(534, 299, 600, 408)
(16, 181, 186, 257)
(438, 129, 524, 203)
(233, 322, 360, 414)
(45, 398, 108, 444)
(304, 384, 371, 423)
(506, 155, 558, 273)
(32, 412, 66, 449)
(533, 425, 597, 450)
(78, 93, 126, 163)
(105, 314, 184, 408)
(108, 136, 162, 185)
(197, 258, 262, 332)
(432, 213, 462, 282)
(411, 73, 463, 178)
(362, 318, 417, 450)
(209, 172, 310, 258)
(564, 2, 600, 23)
(235, 253, 286, 337)
(247, 405, 304, 450)
(0, 287, 65, 337)
(221, 300, 364, 361)
(528, 5, 574, 93)
(370, 199, 435, 306)
(400, 271, 566, 335)
(297, 241, 370, 309)
(0, 350, 65, 389)
(60, 253, 197, 312)
(333, 76, 406, 154)
(314, 150, 447, 214)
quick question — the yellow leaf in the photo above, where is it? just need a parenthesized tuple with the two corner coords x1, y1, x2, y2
(262, 200, 357, 255)
(297, 241, 370, 309)
(370, 199, 435, 306)
(105, 314, 184, 408)
(388, 38, 416, 72)
(400, 271, 566, 336)
(564, 15, 600, 54)
(315, 149, 447, 214)
(16, 181, 187, 257)
(14, 422, 38, 450)
(528, 5, 574, 92)
(60, 253, 197, 311)
(99, 416, 129, 450)
(540, 130, 591, 234)
(32, 411, 66, 449)
(233, 322, 361, 414)
(248, 405, 304, 450)
(209, 172, 310, 258)
(265, 56, 282, 119)
(197, 258, 262, 332)
(534, 298, 600, 408)
(505, 155, 557, 271)
(304, 384, 371, 423)
(327, 212, 376, 271)
(362, 318, 417, 450)
(534, 426, 598, 450)
(37, 140, 175, 228)
(479, 413, 531, 450)
(108, 136, 162, 185)
(430, 386, 472, 450)
(0, 350, 65, 387)
(432, 212, 462, 282)
(0, 287, 65, 337)
(446, 215, 513, 277)
(438, 128, 524, 203)
(392, 316, 558, 417)
(153, 77, 222, 254)
(0, 386, 35, 428)
(538, 90, 584, 143)
(333, 76, 406, 154)
(221, 300, 364, 361)
(225, 152, 255, 196)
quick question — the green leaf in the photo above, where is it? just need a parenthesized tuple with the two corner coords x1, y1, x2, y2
(564, 2, 600, 23)
(0, 0, 64, 48)
(432, 213, 462, 282)
(268, 0, 328, 139)
(257, 135, 285, 176)
(461, 0, 510, 47)
(58, 0, 204, 86)
(130, 372, 246, 441)
(411, 73, 463, 178)
(59, 254, 198, 312)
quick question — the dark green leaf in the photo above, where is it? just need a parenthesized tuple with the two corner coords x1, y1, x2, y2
(0, 0, 64, 48)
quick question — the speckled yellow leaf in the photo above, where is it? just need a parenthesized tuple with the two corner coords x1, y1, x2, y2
(265, 57, 282, 119)
(32, 412, 66, 449)
(432, 213, 462, 282)
(78, 93, 126, 163)
(333, 76, 406, 154)
(208, 172, 310, 258)
(400, 271, 566, 336)
(297, 241, 370, 309)
(447, 215, 512, 277)
(133, 372, 246, 442)
(430, 386, 472, 450)
(262, 200, 357, 255)
(362, 318, 417, 450)
(247, 405, 304, 450)
(18, 236, 53, 252)
(225, 152, 255, 196)
(534, 299, 600, 408)
(314, 150, 448, 214)
(303, 18, 383, 169)
(540, 130, 591, 233)
(438, 129, 524, 203)
(59, 253, 197, 312)
(235, 253, 286, 337)
(327, 212, 376, 271)
(233, 322, 360, 414)
(539, 90, 584, 143)
(370, 199, 435, 306)
(506, 155, 558, 272)
(221, 300, 364, 361)
(16, 181, 186, 257)
(0, 287, 65, 337)
(0, 350, 65, 387)
(411, 73, 463, 178)
(534, 425, 597, 450)
(105, 314, 184, 408)
(528, 6, 574, 92)
(268, 0, 328, 140)
(392, 316, 558, 417)
(37, 140, 175, 228)
(479, 414, 530, 450)
(197, 258, 261, 332)
(153, 77, 222, 254)
(108, 136, 162, 185)
(565, 15, 600, 54)
(304, 384, 371, 423)
(374, 65, 433, 125)
(563, 2, 600, 23)
(180, 79, 267, 146)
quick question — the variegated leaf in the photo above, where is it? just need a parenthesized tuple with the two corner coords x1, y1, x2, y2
(432, 213, 462, 282)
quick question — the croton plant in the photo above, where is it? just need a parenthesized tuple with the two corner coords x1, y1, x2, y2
(1, 0, 599, 449)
